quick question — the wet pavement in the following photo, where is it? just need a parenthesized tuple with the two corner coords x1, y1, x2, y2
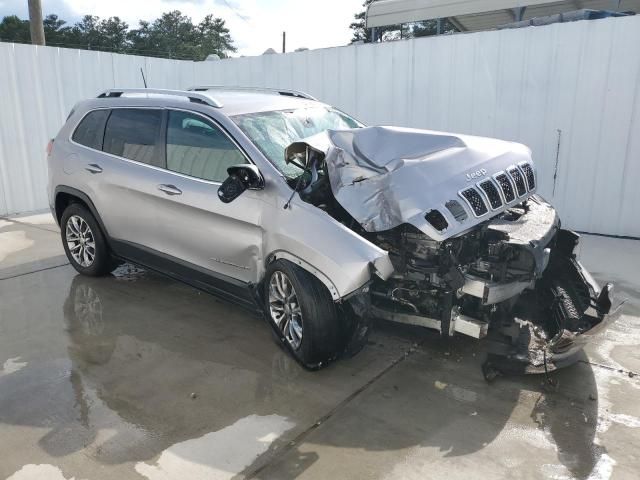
(1, 213, 639, 480)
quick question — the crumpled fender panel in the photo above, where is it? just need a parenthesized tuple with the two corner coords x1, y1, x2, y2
(261, 197, 393, 301)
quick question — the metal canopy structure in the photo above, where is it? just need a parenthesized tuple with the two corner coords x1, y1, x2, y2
(366, 0, 639, 31)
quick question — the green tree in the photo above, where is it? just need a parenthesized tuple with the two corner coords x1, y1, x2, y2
(128, 10, 199, 59)
(0, 10, 236, 60)
(0, 15, 30, 43)
(350, 1, 457, 43)
(350, 0, 400, 43)
(412, 19, 458, 37)
(43, 14, 71, 45)
(68, 15, 102, 49)
(197, 14, 236, 59)
(97, 17, 129, 52)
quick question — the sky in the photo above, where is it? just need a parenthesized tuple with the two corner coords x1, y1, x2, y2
(0, 0, 366, 56)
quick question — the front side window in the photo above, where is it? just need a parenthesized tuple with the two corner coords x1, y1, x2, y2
(72, 109, 109, 150)
(233, 107, 362, 179)
(103, 109, 163, 167)
(166, 110, 247, 182)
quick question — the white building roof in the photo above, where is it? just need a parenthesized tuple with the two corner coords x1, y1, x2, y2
(366, 0, 639, 31)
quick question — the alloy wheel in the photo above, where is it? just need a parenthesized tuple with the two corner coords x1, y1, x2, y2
(66, 215, 96, 267)
(268, 271, 303, 350)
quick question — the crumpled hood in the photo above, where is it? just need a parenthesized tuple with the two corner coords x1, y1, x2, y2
(287, 126, 536, 241)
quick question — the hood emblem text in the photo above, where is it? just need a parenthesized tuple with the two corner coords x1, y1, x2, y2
(466, 168, 487, 181)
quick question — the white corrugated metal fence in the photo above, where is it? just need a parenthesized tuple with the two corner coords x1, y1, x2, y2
(0, 15, 638, 236)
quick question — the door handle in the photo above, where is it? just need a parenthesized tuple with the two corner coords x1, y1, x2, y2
(85, 164, 103, 174)
(158, 184, 182, 196)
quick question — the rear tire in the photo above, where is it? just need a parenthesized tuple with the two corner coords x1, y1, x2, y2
(61, 203, 112, 277)
(264, 260, 341, 369)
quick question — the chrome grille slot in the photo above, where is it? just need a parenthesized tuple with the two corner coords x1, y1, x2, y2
(478, 179, 503, 209)
(460, 188, 488, 216)
(508, 167, 527, 196)
(495, 173, 515, 202)
(520, 163, 535, 190)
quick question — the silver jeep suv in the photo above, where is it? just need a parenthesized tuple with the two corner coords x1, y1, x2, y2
(48, 87, 618, 376)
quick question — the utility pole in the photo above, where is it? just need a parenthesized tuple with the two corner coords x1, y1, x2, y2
(28, 0, 46, 45)
(282, 31, 286, 53)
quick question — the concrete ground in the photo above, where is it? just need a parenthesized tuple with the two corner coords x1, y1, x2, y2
(1, 213, 639, 480)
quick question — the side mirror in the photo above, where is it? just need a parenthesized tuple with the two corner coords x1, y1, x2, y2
(218, 164, 264, 204)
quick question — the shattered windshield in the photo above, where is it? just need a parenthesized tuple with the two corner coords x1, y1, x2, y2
(232, 107, 362, 178)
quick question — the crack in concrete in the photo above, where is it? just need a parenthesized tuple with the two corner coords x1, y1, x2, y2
(579, 359, 639, 378)
(245, 352, 638, 478)
(0, 216, 60, 234)
(0, 262, 69, 281)
(245, 343, 424, 479)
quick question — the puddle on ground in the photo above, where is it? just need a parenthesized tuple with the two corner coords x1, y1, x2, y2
(1, 357, 28, 376)
(0, 231, 34, 262)
(433, 380, 478, 403)
(7, 464, 77, 480)
(135, 414, 294, 480)
(111, 263, 147, 281)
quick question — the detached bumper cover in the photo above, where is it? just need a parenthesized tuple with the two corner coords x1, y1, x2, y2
(485, 249, 623, 375)
(547, 274, 622, 369)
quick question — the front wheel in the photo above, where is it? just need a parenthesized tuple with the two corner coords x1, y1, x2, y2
(60, 203, 112, 276)
(264, 260, 341, 369)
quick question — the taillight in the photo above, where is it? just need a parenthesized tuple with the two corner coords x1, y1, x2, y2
(46, 139, 54, 156)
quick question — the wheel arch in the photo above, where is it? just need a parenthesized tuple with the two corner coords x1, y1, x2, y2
(265, 251, 341, 301)
(54, 186, 111, 243)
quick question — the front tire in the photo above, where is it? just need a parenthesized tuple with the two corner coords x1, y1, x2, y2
(61, 203, 111, 276)
(264, 260, 341, 369)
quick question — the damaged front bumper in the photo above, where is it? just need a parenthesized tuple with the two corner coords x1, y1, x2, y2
(543, 268, 621, 370)
(484, 252, 623, 376)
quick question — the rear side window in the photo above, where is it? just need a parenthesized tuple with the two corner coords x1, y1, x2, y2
(72, 110, 109, 150)
(103, 109, 163, 167)
(166, 110, 247, 182)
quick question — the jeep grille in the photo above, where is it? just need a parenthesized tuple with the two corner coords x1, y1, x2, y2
(508, 167, 527, 196)
(460, 188, 488, 216)
(495, 173, 516, 202)
(478, 179, 503, 209)
(520, 163, 535, 190)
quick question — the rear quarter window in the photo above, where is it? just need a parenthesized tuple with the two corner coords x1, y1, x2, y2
(103, 109, 163, 167)
(72, 110, 109, 150)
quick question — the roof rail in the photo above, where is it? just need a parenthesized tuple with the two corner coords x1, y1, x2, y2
(97, 88, 223, 108)
(187, 85, 317, 101)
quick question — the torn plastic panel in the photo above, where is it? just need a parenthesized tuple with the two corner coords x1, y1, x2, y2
(482, 247, 622, 378)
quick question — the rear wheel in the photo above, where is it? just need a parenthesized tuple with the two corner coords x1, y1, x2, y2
(265, 260, 341, 368)
(61, 203, 112, 276)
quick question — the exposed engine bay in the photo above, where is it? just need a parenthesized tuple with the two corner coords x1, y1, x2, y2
(285, 126, 620, 378)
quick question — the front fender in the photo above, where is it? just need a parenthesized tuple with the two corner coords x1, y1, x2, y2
(262, 198, 393, 301)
